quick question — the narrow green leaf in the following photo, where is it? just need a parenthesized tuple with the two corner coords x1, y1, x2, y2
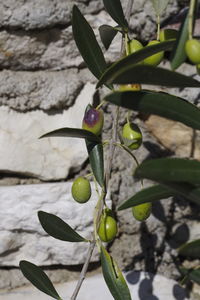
(170, 9, 189, 70)
(104, 90, 200, 130)
(72, 5, 107, 79)
(102, 0, 128, 29)
(179, 239, 200, 259)
(151, 0, 170, 16)
(118, 185, 173, 210)
(39, 127, 101, 142)
(19, 260, 62, 299)
(97, 40, 175, 88)
(86, 140, 104, 187)
(180, 267, 200, 284)
(38, 211, 87, 242)
(98, 64, 200, 87)
(99, 25, 118, 50)
(135, 158, 200, 184)
(100, 246, 132, 300)
(160, 182, 200, 206)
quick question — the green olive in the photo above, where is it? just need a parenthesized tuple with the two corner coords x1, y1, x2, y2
(98, 209, 118, 242)
(185, 39, 200, 65)
(143, 40, 164, 66)
(128, 39, 143, 54)
(71, 177, 91, 203)
(122, 122, 142, 150)
(159, 29, 178, 42)
(132, 202, 152, 221)
(82, 107, 104, 136)
(119, 84, 141, 91)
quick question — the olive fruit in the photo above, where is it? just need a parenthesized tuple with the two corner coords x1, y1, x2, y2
(119, 84, 141, 91)
(98, 209, 118, 242)
(132, 202, 152, 221)
(71, 176, 91, 203)
(82, 107, 104, 136)
(122, 122, 142, 150)
(143, 40, 164, 66)
(185, 39, 200, 64)
(128, 39, 143, 54)
(159, 29, 178, 42)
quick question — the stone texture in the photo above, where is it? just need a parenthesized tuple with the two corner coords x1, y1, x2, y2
(0, 83, 95, 180)
(0, 271, 189, 300)
(0, 182, 102, 266)
(0, 0, 104, 30)
(145, 115, 200, 160)
(0, 69, 84, 110)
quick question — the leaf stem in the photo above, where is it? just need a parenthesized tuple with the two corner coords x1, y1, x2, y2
(188, 0, 196, 40)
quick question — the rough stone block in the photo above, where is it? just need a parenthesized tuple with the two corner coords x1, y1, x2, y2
(0, 182, 101, 266)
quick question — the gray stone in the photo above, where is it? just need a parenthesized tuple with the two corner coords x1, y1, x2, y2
(0, 69, 83, 110)
(0, 271, 189, 300)
(0, 182, 101, 267)
(0, 82, 95, 180)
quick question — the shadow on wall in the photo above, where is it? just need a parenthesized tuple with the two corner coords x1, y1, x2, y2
(126, 270, 188, 300)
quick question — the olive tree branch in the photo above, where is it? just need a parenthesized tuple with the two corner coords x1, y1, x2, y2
(70, 1, 135, 299)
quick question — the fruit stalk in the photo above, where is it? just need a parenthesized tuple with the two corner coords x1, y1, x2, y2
(188, 0, 196, 40)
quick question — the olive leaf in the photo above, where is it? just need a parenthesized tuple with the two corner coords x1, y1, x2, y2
(19, 261, 62, 299)
(38, 211, 87, 242)
(72, 5, 107, 79)
(178, 239, 200, 259)
(102, 0, 128, 29)
(101, 246, 132, 300)
(180, 267, 200, 285)
(118, 185, 174, 210)
(99, 25, 118, 50)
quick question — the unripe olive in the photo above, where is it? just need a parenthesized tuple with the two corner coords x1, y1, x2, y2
(159, 29, 178, 42)
(119, 84, 141, 91)
(98, 209, 118, 242)
(122, 122, 142, 150)
(82, 107, 104, 136)
(185, 39, 200, 65)
(128, 39, 143, 54)
(132, 202, 152, 221)
(71, 176, 91, 203)
(143, 40, 164, 66)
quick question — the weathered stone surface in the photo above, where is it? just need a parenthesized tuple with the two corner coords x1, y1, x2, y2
(0, 182, 100, 267)
(0, 83, 95, 180)
(0, 271, 189, 299)
(0, 0, 103, 30)
(145, 115, 200, 160)
(0, 69, 84, 110)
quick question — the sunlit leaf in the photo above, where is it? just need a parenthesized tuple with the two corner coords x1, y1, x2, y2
(86, 140, 104, 187)
(101, 246, 132, 300)
(170, 9, 189, 70)
(104, 90, 200, 130)
(98, 64, 200, 87)
(19, 261, 62, 299)
(38, 211, 87, 242)
(135, 158, 200, 184)
(179, 239, 200, 259)
(118, 185, 173, 210)
(102, 0, 128, 29)
(99, 25, 118, 50)
(72, 5, 107, 79)
(39, 127, 100, 142)
(97, 40, 175, 87)
(151, 0, 170, 16)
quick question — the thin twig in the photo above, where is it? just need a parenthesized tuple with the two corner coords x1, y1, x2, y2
(70, 241, 96, 300)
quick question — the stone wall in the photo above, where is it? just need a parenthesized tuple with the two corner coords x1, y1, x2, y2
(0, 0, 200, 296)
